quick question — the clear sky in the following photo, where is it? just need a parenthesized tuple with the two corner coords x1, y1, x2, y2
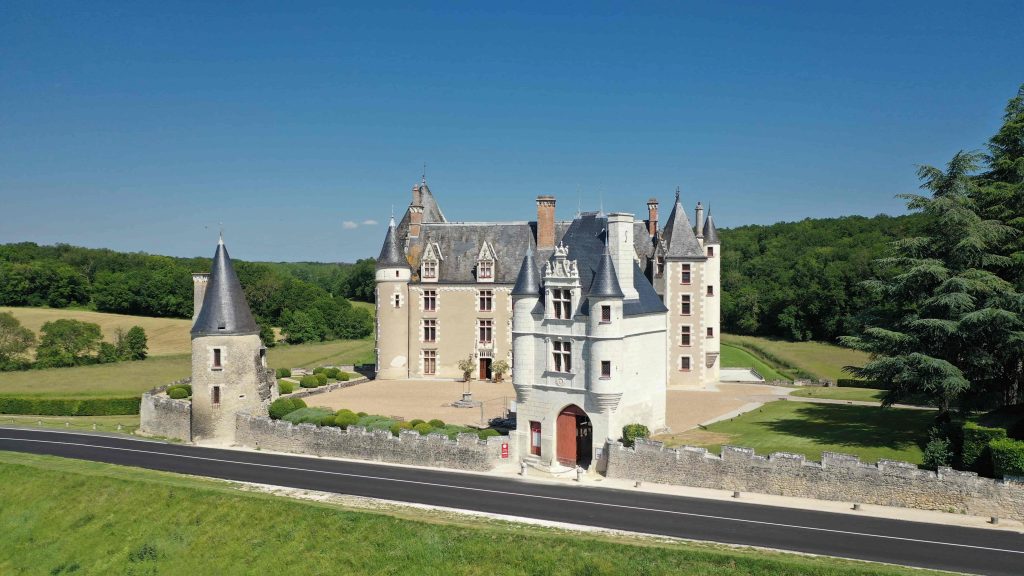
(1, 2, 1021, 263)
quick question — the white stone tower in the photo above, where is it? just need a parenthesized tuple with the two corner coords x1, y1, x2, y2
(190, 234, 275, 443)
(701, 209, 721, 383)
(375, 216, 411, 379)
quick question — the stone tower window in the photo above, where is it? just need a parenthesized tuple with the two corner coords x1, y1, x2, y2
(680, 294, 691, 315)
(423, 350, 437, 375)
(212, 348, 223, 370)
(681, 264, 692, 285)
(479, 319, 493, 344)
(680, 326, 691, 346)
(707, 246, 715, 258)
(423, 319, 436, 342)
(552, 341, 572, 373)
(707, 285, 714, 297)
(212, 385, 221, 405)
(680, 356, 691, 371)
(422, 259, 437, 279)
(552, 289, 572, 319)
(656, 256, 665, 277)
(393, 294, 401, 308)
(600, 305, 611, 323)
(707, 327, 715, 338)
(478, 260, 493, 280)
(600, 360, 611, 379)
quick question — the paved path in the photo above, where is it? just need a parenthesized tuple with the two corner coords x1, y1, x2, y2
(2, 428, 1022, 576)
(782, 395, 937, 411)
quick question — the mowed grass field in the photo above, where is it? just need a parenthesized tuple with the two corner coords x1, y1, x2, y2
(1, 306, 193, 356)
(719, 343, 788, 381)
(722, 334, 870, 381)
(681, 400, 931, 465)
(790, 387, 887, 403)
(0, 451, 942, 576)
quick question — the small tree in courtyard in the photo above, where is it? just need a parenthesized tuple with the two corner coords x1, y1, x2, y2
(457, 356, 475, 382)
(492, 359, 509, 382)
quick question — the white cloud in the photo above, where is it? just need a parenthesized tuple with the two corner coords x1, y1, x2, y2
(342, 221, 359, 229)
(362, 219, 379, 226)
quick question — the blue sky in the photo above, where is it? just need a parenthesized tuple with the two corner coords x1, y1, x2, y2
(1, 2, 1021, 263)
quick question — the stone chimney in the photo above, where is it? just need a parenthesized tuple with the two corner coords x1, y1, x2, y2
(412, 183, 422, 206)
(408, 206, 423, 237)
(607, 212, 639, 300)
(695, 201, 705, 239)
(192, 273, 209, 322)
(536, 195, 556, 250)
(646, 198, 659, 237)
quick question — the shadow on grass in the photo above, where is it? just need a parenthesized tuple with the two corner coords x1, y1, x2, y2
(764, 403, 936, 453)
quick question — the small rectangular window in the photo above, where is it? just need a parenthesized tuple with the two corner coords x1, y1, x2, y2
(393, 294, 401, 308)
(423, 319, 436, 342)
(656, 256, 665, 277)
(707, 246, 714, 258)
(530, 421, 541, 456)
(681, 264, 692, 285)
(423, 290, 437, 312)
(212, 385, 221, 405)
(553, 341, 572, 373)
(600, 305, 611, 323)
(681, 326, 691, 346)
(707, 327, 715, 338)
(478, 260, 493, 279)
(707, 285, 714, 297)
(680, 357, 691, 371)
(600, 360, 611, 379)
(212, 348, 222, 369)
(680, 295, 691, 315)
(479, 290, 493, 312)
(422, 260, 437, 279)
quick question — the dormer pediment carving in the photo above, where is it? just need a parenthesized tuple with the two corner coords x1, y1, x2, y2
(543, 242, 579, 281)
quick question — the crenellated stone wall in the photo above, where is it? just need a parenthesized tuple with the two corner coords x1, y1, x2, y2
(235, 413, 506, 471)
(606, 440, 1024, 521)
(138, 379, 192, 442)
(281, 375, 368, 400)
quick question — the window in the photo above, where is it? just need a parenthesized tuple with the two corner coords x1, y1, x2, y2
(212, 385, 221, 405)
(479, 290, 493, 312)
(423, 290, 437, 312)
(423, 350, 437, 375)
(422, 259, 437, 279)
(680, 357, 691, 371)
(423, 319, 436, 342)
(478, 260, 493, 279)
(707, 327, 715, 338)
(600, 360, 611, 379)
(707, 246, 715, 258)
(212, 348, 222, 369)
(680, 326, 691, 346)
(656, 256, 665, 277)
(681, 264, 692, 284)
(552, 289, 572, 319)
(552, 341, 572, 373)
(393, 294, 401, 308)
(680, 294, 691, 315)
(530, 421, 541, 456)
(707, 285, 715, 297)
(600, 305, 611, 323)
(479, 319, 493, 344)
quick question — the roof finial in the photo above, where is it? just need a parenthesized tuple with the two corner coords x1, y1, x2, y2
(218, 223, 224, 245)
(422, 162, 427, 184)
(599, 190, 605, 217)
(675, 186, 681, 203)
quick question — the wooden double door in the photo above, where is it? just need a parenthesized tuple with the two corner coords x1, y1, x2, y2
(555, 405, 592, 468)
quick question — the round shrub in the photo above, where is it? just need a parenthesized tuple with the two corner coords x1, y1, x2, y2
(622, 423, 650, 448)
(312, 367, 326, 375)
(390, 421, 414, 436)
(299, 375, 320, 388)
(168, 388, 188, 400)
(325, 367, 341, 379)
(334, 411, 360, 429)
(269, 398, 297, 420)
(339, 372, 350, 381)
(478, 429, 501, 440)
(315, 373, 329, 386)
(357, 412, 368, 418)
(292, 398, 307, 409)
(278, 381, 295, 395)
(409, 419, 425, 427)
(428, 419, 445, 428)
(319, 415, 337, 427)
(275, 367, 292, 378)
(413, 422, 434, 436)
(336, 408, 357, 418)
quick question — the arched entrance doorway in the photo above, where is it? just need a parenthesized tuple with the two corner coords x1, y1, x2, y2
(556, 405, 592, 468)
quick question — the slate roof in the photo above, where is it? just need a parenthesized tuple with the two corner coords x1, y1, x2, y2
(376, 217, 408, 268)
(396, 181, 447, 242)
(660, 192, 704, 258)
(702, 212, 720, 245)
(192, 238, 260, 338)
(589, 247, 625, 299)
(511, 249, 541, 296)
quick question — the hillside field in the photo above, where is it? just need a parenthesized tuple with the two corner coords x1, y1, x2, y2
(1, 306, 193, 356)
(722, 334, 870, 381)
(0, 451, 942, 576)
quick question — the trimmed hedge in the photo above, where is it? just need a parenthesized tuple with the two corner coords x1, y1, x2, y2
(325, 367, 341, 379)
(278, 381, 295, 395)
(836, 379, 886, 390)
(413, 422, 433, 435)
(339, 372, 350, 382)
(622, 423, 650, 448)
(409, 419, 424, 427)
(0, 396, 141, 416)
(960, 422, 1007, 474)
(990, 437, 1024, 478)
(312, 367, 326, 375)
(275, 368, 292, 378)
(268, 397, 306, 420)
(299, 375, 320, 389)
(168, 388, 188, 400)
(478, 429, 501, 440)
(283, 407, 335, 425)
(334, 409, 359, 429)
(390, 421, 414, 436)
(428, 419, 445, 428)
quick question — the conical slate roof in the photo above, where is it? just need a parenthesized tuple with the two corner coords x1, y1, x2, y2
(661, 190, 704, 258)
(589, 245, 624, 299)
(191, 237, 260, 338)
(702, 211, 720, 245)
(511, 249, 541, 296)
(377, 217, 408, 268)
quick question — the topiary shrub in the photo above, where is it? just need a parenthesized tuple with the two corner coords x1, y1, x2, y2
(319, 415, 337, 427)
(390, 421, 414, 436)
(168, 388, 188, 400)
(278, 381, 295, 395)
(315, 373, 328, 386)
(621, 423, 650, 448)
(275, 368, 292, 378)
(292, 398, 306, 409)
(283, 407, 335, 425)
(339, 372, 350, 381)
(478, 429, 501, 440)
(334, 409, 359, 429)
(428, 419, 445, 428)
(268, 398, 298, 420)
(961, 422, 1007, 474)
(312, 367, 326, 375)
(299, 375, 320, 388)
(357, 412, 368, 417)
(990, 437, 1024, 478)
(325, 367, 340, 379)
(413, 422, 433, 436)
(409, 419, 425, 427)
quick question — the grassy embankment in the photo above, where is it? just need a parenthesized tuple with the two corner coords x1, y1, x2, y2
(721, 334, 870, 382)
(718, 343, 789, 381)
(0, 451, 943, 576)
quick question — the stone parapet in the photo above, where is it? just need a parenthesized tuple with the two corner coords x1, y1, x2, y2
(281, 375, 369, 400)
(138, 378, 192, 442)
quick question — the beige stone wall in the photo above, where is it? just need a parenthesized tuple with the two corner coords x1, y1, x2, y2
(662, 259, 712, 388)
(139, 379, 192, 442)
(191, 333, 275, 443)
(375, 270, 410, 379)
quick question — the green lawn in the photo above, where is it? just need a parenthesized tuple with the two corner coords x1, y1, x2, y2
(0, 414, 140, 434)
(719, 343, 789, 381)
(722, 334, 870, 381)
(789, 387, 886, 403)
(0, 338, 374, 398)
(694, 400, 934, 465)
(0, 451, 943, 576)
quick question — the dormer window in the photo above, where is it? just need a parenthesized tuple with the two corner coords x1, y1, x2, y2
(476, 242, 496, 283)
(552, 289, 572, 320)
(422, 259, 437, 280)
(421, 243, 442, 283)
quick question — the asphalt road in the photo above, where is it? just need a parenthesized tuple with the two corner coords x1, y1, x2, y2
(1, 427, 1022, 575)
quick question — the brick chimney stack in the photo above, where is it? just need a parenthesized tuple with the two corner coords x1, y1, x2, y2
(409, 183, 424, 237)
(646, 198, 659, 237)
(536, 195, 556, 250)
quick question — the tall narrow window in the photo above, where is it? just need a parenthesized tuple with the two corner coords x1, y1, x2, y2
(212, 348, 222, 369)
(600, 360, 611, 379)
(681, 264, 692, 284)
(530, 421, 541, 456)
(553, 341, 572, 373)
(479, 290, 493, 312)
(680, 294, 692, 315)
(680, 357, 691, 371)
(393, 294, 401, 308)
(707, 327, 715, 338)
(707, 285, 715, 297)
(212, 385, 221, 405)
(600, 305, 611, 323)
(479, 319, 493, 344)
(423, 319, 436, 342)
(656, 256, 665, 277)
(552, 289, 572, 319)
(423, 350, 437, 375)
(680, 326, 691, 346)
(423, 290, 437, 312)
(707, 246, 715, 258)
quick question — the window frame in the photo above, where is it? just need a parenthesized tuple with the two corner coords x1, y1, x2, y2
(423, 289, 437, 312)
(600, 360, 611, 379)
(423, 319, 437, 343)
(680, 294, 692, 316)
(423, 350, 437, 375)
(552, 340, 572, 373)
(552, 289, 572, 320)
(679, 356, 692, 372)
(600, 305, 611, 324)
(212, 348, 223, 370)
(479, 289, 493, 312)
(681, 264, 692, 285)
(680, 325, 691, 346)
(478, 319, 493, 344)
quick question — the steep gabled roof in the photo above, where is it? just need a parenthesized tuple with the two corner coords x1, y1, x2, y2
(191, 237, 260, 338)
(511, 249, 541, 296)
(661, 190, 704, 258)
(589, 245, 624, 299)
(702, 211, 720, 245)
(396, 181, 447, 240)
(376, 217, 408, 268)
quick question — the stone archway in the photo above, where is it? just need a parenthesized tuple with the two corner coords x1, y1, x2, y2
(556, 404, 592, 468)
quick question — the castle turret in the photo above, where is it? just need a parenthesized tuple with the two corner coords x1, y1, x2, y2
(587, 243, 625, 414)
(190, 234, 275, 443)
(375, 216, 411, 379)
(511, 248, 540, 404)
(702, 210, 721, 383)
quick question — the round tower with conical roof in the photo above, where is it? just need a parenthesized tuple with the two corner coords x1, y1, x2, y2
(191, 235, 275, 443)
(702, 210, 721, 384)
(375, 216, 411, 379)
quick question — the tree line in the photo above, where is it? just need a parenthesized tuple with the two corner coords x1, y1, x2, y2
(0, 244, 376, 344)
(0, 312, 148, 371)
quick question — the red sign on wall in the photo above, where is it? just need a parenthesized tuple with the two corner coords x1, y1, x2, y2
(501, 442, 509, 459)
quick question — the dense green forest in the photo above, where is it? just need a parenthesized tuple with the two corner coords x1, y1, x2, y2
(0, 243, 376, 343)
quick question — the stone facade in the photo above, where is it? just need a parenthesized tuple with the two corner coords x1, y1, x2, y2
(606, 440, 1024, 522)
(138, 379, 192, 442)
(235, 414, 506, 471)
(191, 333, 276, 443)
